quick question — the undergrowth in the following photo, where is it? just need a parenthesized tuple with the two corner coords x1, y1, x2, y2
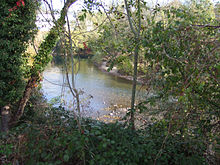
(1, 108, 207, 165)
(0, 89, 216, 165)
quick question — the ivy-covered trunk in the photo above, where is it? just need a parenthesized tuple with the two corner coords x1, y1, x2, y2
(8, 0, 78, 126)
(0, 0, 78, 130)
(0, 0, 38, 132)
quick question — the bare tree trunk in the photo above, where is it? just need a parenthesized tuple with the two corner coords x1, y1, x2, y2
(1, 106, 10, 133)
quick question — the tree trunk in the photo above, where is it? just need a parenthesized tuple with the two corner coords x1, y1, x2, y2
(9, 76, 38, 127)
(1, 105, 10, 133)
(130, 42, 139, 129)
(8, 0, 78, 128)
(124, 0, 141, 130)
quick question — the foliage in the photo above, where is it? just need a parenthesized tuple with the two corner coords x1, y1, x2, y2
(1, 0, 219, 164)
(86, 0, 219, 163)
(0, 0, 78, 128)
(0, 0, 38, 107)
(19, 88, 47, 123)
(0, 104, 207, 165)
(31, 27, 59, 76)
(87, 4, 136, 69)
(141, 0, 219, 137)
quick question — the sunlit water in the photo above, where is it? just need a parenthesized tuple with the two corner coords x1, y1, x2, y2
(41, 60, 147, 116)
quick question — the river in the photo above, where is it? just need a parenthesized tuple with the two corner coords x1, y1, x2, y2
(41, 60, 146, 116)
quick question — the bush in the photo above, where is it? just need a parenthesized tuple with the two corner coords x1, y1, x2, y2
(0, 107, 207, 164)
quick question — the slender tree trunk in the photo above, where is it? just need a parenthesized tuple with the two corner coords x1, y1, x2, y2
(130, 42, 139, 129)
(66, 13, 82, 128)
(1, 106, 10, 133)
(124, 0, 141, 130)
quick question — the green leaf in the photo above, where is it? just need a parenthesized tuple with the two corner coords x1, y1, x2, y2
(63, 154, 69, 162)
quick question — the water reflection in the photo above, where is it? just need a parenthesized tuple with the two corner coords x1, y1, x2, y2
(41, 60, 146, 116)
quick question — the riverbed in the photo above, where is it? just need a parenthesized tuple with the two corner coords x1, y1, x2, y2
(41, 60, 147, 117)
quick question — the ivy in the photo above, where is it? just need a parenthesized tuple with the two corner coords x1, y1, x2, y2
(0, 0, 38, 106)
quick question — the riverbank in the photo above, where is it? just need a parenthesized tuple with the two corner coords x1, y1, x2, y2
(93, 61, 147, 85)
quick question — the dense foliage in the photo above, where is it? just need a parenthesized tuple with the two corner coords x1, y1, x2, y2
(141, 1, 219, 139)
(0, 98, 207, 164)
(86, 0, 219, 163)
(0, 0, 38, 107)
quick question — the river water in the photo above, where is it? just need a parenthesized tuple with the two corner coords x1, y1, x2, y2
(41, 60, 146, 116)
